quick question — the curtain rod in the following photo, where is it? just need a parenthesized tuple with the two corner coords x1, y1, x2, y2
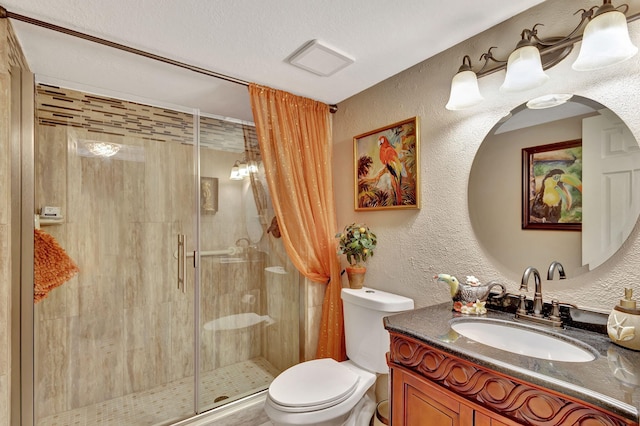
(1, 7, 338, 113)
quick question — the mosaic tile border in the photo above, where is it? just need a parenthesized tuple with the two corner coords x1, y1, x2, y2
(36, 84, 248, 152)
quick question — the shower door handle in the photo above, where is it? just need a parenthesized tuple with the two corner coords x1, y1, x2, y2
(177, 234, 186, 293)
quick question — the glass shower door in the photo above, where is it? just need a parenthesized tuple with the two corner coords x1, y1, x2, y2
(32, 84, 303, 425)
(196, 120, 300, 413)
(33, 85, 199, 425)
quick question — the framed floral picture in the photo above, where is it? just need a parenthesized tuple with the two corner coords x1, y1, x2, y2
(353, 117, 420, 211)
(522, 139, 582, 230)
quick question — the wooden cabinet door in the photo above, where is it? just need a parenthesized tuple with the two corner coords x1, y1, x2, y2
(405, 383, 462, 426)
(474, 411, 512, 426)
(392, 368, 470, 426)
(391, 366, 519, 426)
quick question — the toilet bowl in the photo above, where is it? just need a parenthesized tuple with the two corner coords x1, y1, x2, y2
(264, 359, 376, 426)
(264, 287, 414, 426)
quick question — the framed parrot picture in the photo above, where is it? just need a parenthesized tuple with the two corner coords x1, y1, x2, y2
(353, 117, 420, 211)
(522, 139, 582, 230)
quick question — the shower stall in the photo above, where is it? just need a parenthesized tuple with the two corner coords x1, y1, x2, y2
(29, 83, 301, 425)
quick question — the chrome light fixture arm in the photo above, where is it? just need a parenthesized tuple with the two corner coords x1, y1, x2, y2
(528, 6, 596, 47)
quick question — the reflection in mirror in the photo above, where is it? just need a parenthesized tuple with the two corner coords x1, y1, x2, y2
(469, 95, 640, 278)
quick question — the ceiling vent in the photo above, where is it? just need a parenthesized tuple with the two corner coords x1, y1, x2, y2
(287, 40, 354, 76)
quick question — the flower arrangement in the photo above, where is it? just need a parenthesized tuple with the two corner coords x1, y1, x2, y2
(453, 299, 487, 315)
(336, 223, 377, 267)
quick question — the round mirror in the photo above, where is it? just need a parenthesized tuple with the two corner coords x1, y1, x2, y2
(469, 95, 640, 278)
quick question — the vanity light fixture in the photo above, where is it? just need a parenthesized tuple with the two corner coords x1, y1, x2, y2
(229, 158, 254, 180)
(446, 0, 639, 110)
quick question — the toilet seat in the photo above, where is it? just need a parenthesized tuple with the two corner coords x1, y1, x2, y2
(268, 358, 360, 412)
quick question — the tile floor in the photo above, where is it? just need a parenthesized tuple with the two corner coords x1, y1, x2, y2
(37, 358, 279, 426)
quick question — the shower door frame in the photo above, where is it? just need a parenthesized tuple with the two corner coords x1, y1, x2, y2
(12, 66, 36, 426)
(192, 112, 203, 415)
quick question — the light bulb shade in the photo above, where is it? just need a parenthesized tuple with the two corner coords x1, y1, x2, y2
(500, 45, 549, 92)
(445, 70, 484, 110)
(526, 93, 573, 109)
(229, 167, 242, 180)
(572, 10, 638, 71)
(248, 160, 259, 174)
(238, 161, 249, 177)
(84, 141, 121, 157)
(229, 161, 243, 180)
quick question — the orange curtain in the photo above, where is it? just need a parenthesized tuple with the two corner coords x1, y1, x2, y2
(249, 83, 345, 361)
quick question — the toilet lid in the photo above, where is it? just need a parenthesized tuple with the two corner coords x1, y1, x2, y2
(268, 358, 360, 411)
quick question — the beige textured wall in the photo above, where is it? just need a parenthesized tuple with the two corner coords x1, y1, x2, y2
(333, 0, 640, 311)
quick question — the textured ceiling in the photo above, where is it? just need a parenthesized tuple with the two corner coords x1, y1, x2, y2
(3, 0, 546, 122)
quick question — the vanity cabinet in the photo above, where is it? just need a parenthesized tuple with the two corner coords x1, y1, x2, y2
(392, 366, 514, 426)
(388, 333, 635, 426)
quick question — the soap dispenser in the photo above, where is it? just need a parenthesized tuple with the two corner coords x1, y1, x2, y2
(607, 288, 640, 351)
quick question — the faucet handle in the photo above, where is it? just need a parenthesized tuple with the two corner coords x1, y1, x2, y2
(517, 294, 528, 316)
(549, 299, 561, 322)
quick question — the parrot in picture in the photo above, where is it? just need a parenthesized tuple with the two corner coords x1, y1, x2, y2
(378, 135, 403, 204)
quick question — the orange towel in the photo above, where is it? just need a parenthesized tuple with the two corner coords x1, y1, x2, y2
(34, 228, 79, 303)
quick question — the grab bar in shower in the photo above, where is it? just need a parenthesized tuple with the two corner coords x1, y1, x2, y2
(172, 246, 244, 259)
(175, 240, 245, 293)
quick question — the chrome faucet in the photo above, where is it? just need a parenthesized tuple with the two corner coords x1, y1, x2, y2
(520, 266, 543, 316)
(516, 266, 563, 327)
(547, 261, 566, 280)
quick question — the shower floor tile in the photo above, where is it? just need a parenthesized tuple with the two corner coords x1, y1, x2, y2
(37, 357, 280, 426)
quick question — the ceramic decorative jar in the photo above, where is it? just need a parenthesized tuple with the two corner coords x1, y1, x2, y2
(607, 288, 640, 351)
(434, 274, 507, 314)
(458, 280, 506, 304)
(435, 274, 506, 303)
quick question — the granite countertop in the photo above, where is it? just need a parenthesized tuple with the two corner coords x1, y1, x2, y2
(384, 302, 640, 423)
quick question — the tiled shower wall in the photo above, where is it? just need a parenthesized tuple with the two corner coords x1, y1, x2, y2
(32, 85, 299, 419)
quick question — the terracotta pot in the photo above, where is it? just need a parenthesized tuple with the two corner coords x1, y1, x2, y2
(346, 266, 366, 289)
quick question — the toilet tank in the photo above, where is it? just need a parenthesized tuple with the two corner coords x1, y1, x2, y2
(341, 287, 414, 373)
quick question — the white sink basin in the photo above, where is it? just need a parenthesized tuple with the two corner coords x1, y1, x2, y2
(450, 318, 596, 363)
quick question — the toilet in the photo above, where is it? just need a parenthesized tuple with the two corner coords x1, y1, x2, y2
(264, 287, 414, 426)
